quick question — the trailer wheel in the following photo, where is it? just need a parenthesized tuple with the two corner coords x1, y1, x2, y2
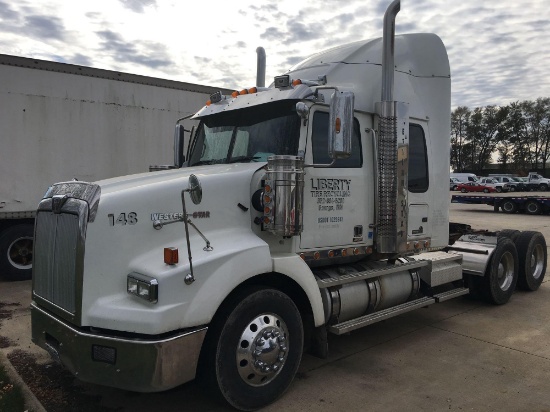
(200, 287, 303, 411)
(498, 229, 520, 242)
(482, 238, 518, 305)
(501, 200, 518, 214)
(0, 224, 34, 281)
(515, 231, 547, 291)
(524, 200, 542, 215)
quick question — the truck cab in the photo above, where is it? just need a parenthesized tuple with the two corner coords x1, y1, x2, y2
(29, 1, 547, 410)
(527, 172, 550, 191)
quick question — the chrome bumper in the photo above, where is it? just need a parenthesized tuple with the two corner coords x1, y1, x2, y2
(31, 302, 207, 392)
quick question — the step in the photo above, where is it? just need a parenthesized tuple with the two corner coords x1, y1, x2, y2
(433, 287, 469, 302)
(316, 260, 429, 289)
(328, 296, 436, 335)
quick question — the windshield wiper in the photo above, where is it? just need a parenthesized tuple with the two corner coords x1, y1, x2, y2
(227, 156, 261, 164)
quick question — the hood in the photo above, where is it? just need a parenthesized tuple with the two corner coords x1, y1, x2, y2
(96, 162, 266, 195)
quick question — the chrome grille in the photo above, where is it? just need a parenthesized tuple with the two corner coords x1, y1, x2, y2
(34, 211, 80, 313)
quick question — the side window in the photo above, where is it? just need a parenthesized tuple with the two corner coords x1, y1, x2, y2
(311, 112, 362, 167)
(408, 124, 429, 192)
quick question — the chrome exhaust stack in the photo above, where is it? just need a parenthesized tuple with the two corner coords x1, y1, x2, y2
(256, 47, 266, 88)
(375, 0, 409, 254)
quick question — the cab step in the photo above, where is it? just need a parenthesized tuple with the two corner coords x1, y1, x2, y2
(328, 296, 435, 335)
(433, 287, 469, 302)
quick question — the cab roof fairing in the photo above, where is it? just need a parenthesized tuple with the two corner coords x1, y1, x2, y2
(191, 83, 316, 120)
(284, 33, 451, 120)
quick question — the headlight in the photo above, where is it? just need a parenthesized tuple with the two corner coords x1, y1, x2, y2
(127, 272, 158, 303)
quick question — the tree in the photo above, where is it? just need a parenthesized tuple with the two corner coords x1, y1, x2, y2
(450, 106, 470, 171)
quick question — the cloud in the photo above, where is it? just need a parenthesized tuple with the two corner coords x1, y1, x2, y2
(118, 0, 156, 13)
(96, 30, 173, 69)
(24, 15, 66, 41)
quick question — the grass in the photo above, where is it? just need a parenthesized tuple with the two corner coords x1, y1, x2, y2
(0, 362, 26, 412)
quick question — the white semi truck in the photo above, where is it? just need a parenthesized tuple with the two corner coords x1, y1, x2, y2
(0, 54, 227, 280)
(30, 2, 547, 410)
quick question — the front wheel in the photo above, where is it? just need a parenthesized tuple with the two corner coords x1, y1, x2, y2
(496, 187, 502, 193)
(516, 231, 547, 291)
(483, 188, 490, 193)
(482, 237, 518, 305)
(540, 184, 548, 191)
(201, 288, 304, 411)
(461, 188, 467, 193)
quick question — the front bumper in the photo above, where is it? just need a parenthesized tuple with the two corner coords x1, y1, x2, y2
(31, 302, 207, 392)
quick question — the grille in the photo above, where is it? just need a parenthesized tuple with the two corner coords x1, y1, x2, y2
(33, 211, 80, 314)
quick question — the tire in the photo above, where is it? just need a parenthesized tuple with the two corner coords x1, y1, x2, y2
(482, 237, 518, 305)
(461, 188, 467, 193)
(498, 229, 521, 242)
(540, 184, 548, 191)
(496, 187, 502, 193)
(200, 287, 303, 411)
(452, 185, 458, 191)
(501, 200, 518, 214)
(0, 224, 34, 281)
(524, 200, 542, 215)
(509, 186, 516, 192)
(515, 231, 547, 291)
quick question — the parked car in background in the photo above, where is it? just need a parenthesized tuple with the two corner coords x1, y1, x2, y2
(457, 182, 497, 193)
(450, 177, 461, 191)
(478, 177, 509, 193)
(491, 176, 528, 192)
(450, 172, 479, 183)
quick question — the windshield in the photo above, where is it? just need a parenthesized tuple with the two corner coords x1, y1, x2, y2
(188, 100, 301, 166)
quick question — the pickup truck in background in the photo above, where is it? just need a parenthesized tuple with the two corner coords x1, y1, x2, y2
(478, 177, 508, 193)
(526, 172, 550, 191)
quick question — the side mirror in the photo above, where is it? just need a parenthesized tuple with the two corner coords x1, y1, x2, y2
(174, 124, 186, 168)
(328, 91, 354, 159)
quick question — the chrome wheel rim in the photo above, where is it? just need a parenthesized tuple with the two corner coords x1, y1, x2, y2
(236, 313, 289, 387)
(530, 244, 545, 280)
(7, 236, 33, 270)
(497, 251, 515, 291)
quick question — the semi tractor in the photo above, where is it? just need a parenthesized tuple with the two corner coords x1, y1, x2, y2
(0, 54, 228, 281)
(30, 1, 547, 411)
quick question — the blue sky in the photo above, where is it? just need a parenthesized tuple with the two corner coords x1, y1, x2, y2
(0, 0, 548, 108)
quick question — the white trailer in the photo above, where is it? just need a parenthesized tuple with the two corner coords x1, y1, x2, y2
(30, 1, 547, 410)
(0, 54, 228, 280)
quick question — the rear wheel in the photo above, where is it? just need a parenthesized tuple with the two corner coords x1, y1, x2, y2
(524, 200, 542, 215)
(498, 229, 520, 242)
(0, 224, 34, 281)
(496, 187, 502, 193)
(200, 288, 303, 411)
(540, 183, 548, 191)
(515, 231, 547, 291)
(482, 238, 518, 305)
(501, 200, 518, 214)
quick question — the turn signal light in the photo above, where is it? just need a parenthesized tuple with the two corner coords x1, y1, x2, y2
(335, 117, 341, 133)
(206, 100, 212, 106)
(164, 247, 179, 265)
